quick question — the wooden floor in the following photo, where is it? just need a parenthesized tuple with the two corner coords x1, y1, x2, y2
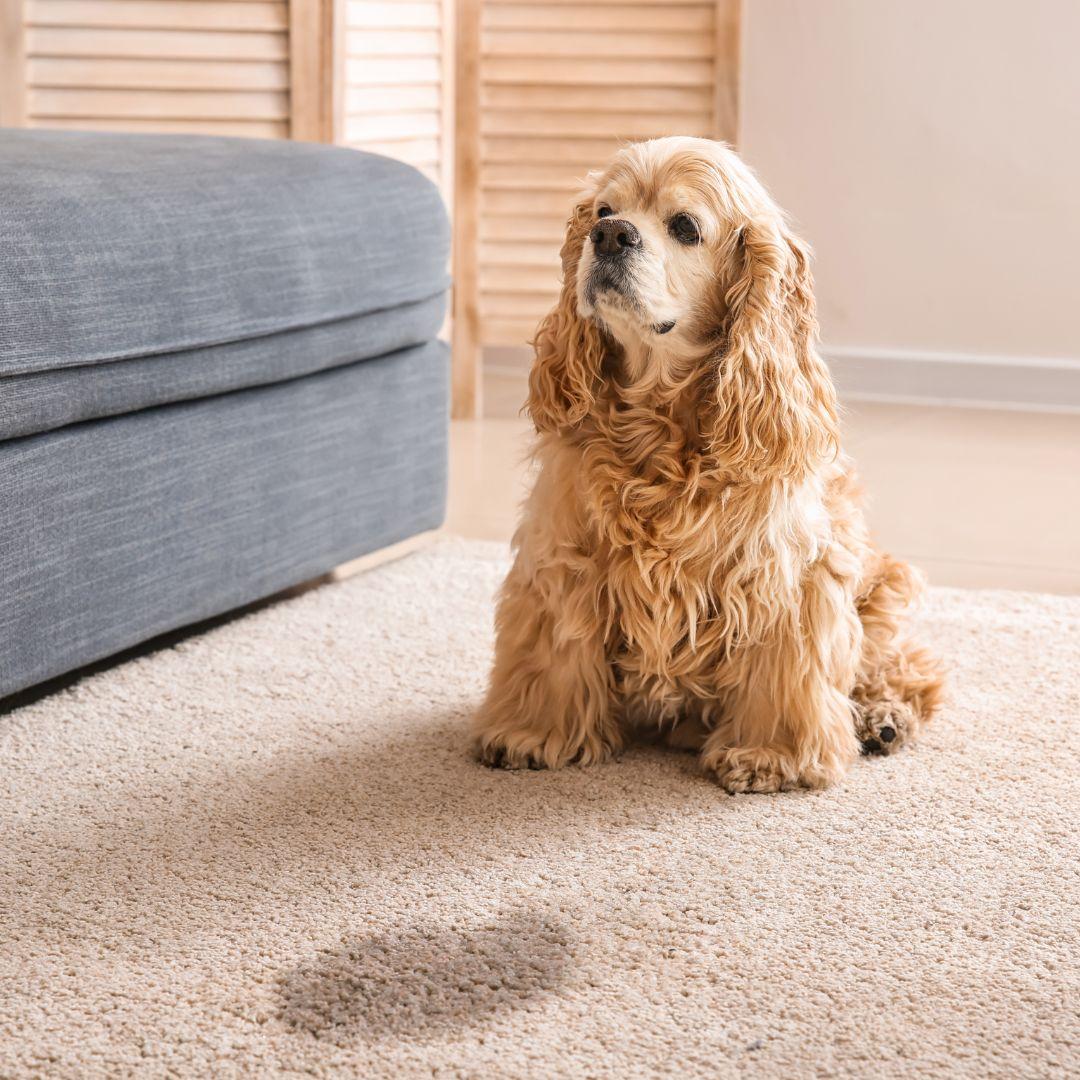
(447, 370, 1080, 594)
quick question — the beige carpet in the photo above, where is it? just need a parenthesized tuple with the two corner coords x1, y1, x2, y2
(2, 538, 1078, 1078)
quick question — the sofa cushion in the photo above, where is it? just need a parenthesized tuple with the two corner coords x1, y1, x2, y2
(0, 292, 445, 440)
(0, 130, 450, 381)
(0, 339, 448, 699)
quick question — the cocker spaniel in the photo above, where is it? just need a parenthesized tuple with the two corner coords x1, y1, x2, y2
(474, 137, 943, 793)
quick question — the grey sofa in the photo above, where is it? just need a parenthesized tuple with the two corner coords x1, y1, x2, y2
(0, 130, 450, 700)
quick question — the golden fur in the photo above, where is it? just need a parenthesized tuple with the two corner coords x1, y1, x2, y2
(474, 137, 943, 793)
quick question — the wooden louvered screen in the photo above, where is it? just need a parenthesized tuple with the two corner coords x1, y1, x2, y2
(341, 0, 453, 193)
(20, 0, 293, 138)
(0, 0, 741, 418)
(451, 0, 741, 415)
(0, 0, 338, 139)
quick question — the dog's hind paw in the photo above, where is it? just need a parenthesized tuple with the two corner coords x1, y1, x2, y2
(855, 699, 918, 756)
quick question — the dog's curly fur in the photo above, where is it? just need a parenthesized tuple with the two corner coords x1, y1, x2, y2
(474, 137, 943, 792)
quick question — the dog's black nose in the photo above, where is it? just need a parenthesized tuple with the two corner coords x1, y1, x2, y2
(590, 218, 641, 258)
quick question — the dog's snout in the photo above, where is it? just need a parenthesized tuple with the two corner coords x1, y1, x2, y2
(590, 218, 641, 258)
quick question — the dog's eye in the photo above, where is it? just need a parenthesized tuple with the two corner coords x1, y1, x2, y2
(669, 213, 701, 245)
(597, 205, 614, 219)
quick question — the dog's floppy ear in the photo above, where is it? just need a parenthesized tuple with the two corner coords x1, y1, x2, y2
(706, 218, 840, 480)
(526, 197, 609, 433)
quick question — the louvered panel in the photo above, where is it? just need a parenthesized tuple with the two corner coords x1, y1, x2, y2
(342, 0, 451, 196)
(473, 1, 737, 365)
(23, 0, 291, 138)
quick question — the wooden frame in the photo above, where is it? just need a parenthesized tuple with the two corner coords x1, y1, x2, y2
(714, 0, 742, 144)
(289, 0, 341, 142)
(451, 0, 481, 419)
(1, 0, 26, 126)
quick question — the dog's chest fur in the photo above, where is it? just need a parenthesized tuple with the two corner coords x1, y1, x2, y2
(539, 421, 843, 725)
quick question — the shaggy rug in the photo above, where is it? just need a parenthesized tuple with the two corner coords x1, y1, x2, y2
(1, 538, 1077, 1079)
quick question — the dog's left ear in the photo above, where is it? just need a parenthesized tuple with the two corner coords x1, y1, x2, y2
(706, 217, 840, 481)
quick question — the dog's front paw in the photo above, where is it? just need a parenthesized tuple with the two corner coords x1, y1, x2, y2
(856, 699, 918, 756)
(474, 725, 619, 771)
(702, 744, 849, 793)
(701, 746, 801, 794)
(476, 739, 548, 771)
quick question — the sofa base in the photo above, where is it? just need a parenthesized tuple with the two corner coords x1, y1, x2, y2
(0, 341, 448, 699)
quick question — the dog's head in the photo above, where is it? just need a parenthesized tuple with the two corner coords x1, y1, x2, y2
(528, 136, 839, 480)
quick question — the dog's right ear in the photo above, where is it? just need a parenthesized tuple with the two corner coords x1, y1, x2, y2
(526, 197, 608, 434)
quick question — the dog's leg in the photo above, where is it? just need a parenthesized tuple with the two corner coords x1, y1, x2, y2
(473, 555, 619, 770)
(701, 563, 862, 793)
(852, 555, 945, 755)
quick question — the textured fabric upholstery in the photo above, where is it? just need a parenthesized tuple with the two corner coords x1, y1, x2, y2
(0, 341, 449, 699)
(0, 293, 446, 440)
(0, 130, 450, 378)
(0, 131, 450, 699)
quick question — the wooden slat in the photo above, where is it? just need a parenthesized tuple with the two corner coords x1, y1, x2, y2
(345, 81, 439, 112)
(29, 86, 289, 120)
(482, 291, 557, 317)
(481, 214, 568, 242)
(486, 0, 695, 5)
(344, 54, 439, 84)
(483, 82, 712, 114)
(344, 109, 439, 140)
(482, 135, 627, 164)
(483, 4, 713, 32)
(350, 135, 440, 166)
(28, 56, 289, 90)
(481, 241, 559, 269)
(482, 109, 712, 138)
(480, 318, 540, 347)
(482, 162, 584, 191)
(480, 265, 561, 293)
(26, 27, 289, 60)
(484, 56, 714, 86)
(31, 116, 288, 136)
(347, 1, 439, 28)
(345, 27, 438, 55)
(482, 30, 714, 59)
(26, 1, 288, 32)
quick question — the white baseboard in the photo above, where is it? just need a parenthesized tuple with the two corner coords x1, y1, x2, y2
(485, 345, 1080, 414)
(824, 345, 1080, 413)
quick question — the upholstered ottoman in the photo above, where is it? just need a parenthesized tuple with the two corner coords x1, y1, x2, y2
(0, 131, 450, 699)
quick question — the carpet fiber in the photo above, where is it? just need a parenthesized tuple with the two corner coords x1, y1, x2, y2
(2, 539, 1077, 1078)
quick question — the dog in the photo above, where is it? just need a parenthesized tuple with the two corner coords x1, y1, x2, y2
(473, 137, 943, 793)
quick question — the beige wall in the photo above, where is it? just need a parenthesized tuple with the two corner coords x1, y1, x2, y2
(741, 0, 1080, 362)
